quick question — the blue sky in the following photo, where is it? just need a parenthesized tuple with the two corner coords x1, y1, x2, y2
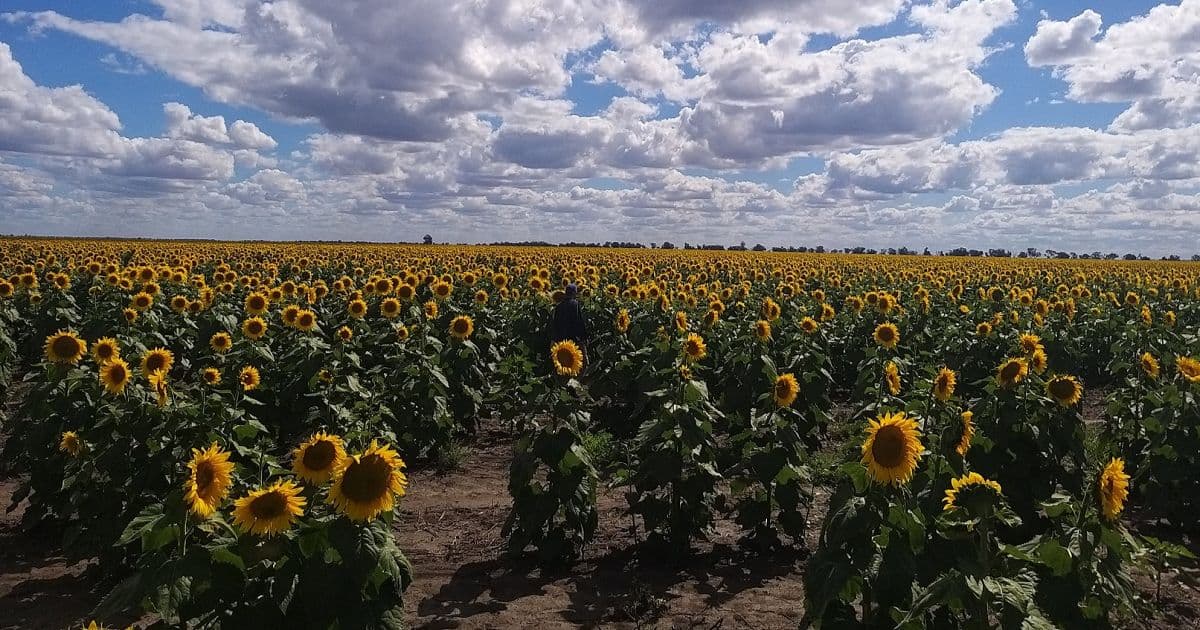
(1, 1, 1198, 254)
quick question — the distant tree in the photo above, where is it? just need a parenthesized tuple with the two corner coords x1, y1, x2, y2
(1192, 254, 1200, 261)
(661, 241, 675, 250)
(422, 234, 433, 245)
(815, 245, 825, 253)
(752, 243, 766, 251)
(923, 247, 931, 256)
(1124, 253, 1138, 260)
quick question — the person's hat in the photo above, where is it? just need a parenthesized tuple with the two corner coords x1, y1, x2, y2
(565, 283, 578, 296)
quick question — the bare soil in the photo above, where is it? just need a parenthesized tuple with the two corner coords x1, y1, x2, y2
(1, 413, 1197, 629)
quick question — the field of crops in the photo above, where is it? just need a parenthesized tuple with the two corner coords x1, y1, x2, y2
(0, 237, 1198, 629)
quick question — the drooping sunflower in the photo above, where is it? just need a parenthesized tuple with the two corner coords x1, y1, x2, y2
(1030, 347, 1048, 374)
(44, 330, 87, 365)
(942, 472, 1003, 512)
(239, 366, 261, 391)
(91, 337, 120, 364)
(141, 347, 174, 376)
(99, 358, 131, 395)
(753, 319, 772, 341)
(1140, 352, 1160, 380)
(1098, 458, 1130, 521)
(232, 480, 306, 536)
(933, 367, 956, 402)
(210, 331, 233, 353)
(202, 367, 221, 386)
(884, 361, 901, 395)
(242, 317, 268, 340)
(328, 441, 408, 522)
(59, 431, 82, 457)
(292, 431, 347, 484)
(955, 410, 975, 457)
(449, 315, 474, 340)
(996, 357, 1029, 389)
(1046, 374, 1083, 407)
(861, 411, 923, 486)
(184, 443, 234, 518)
(873, 322, 899, 349)
(682, 332, 707, 362)
(1177, 356, 1200, 384)
(551, 340, 584, 377)
(615, 309, 630, 334)
(773, 373, 799, 408)
(799, 316, 819, 334)
(295, 309, 317, 332)
(148, 369, 169, 407)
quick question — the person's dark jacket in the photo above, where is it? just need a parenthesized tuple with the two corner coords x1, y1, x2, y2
(551, 298, 589, 344)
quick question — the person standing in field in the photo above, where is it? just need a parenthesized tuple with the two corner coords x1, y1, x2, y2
(551, 283, 589, 367)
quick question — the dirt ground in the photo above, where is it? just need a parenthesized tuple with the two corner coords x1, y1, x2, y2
(2, 414, 1198, 629)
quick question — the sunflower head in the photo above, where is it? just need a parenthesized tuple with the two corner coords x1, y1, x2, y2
(942, 472, 1004, 515)
(185, 443, 234, 518)
(244, 292, 269, 315)
(423, 300, 438, 320)
(59, 431, 82, 457)
(131, 292, 153, 311)
(1030, 347, 1048, 374)
(239, 366, 261, 391)
(293, 432, 347, 484)
(1019, 333, 1042, 356)
(202, 367, 221, 386)
(329, 441, 408, 522)
(1177, 356, 1200, 384)
(773, 373, 799, 408)
(210, 331, 233, 353)
(395, 325, 409, 341)
(45, 330, 87, 365)
(1140, 352, 1160, 379)
(1098, 458, 1130, 521)
(996, 357, 1029, 389)
(99, 358, 131, 395)
(551, 340, 584, 376)
(753, 319, 772, 341)
(337, 325, 353, 342)
(933, 367, 956, 402)
(449, 315, 474, 340)
(380, 297, 401, 319)
(976, 321, 992, 337)
(281, 304, 301, 325)
(295, 309, 317, 332)
(242, 317, 268, 340)
(615, 309, 630, 334)
(861, 411, 924, 486)
(955, 410, 975, 457)
(232, 480, 306, 537)
(873, 322, 899, 349)
(92, 337, 120, 364)
(1046, 374, 1083, 407)
(884, 361, 901, 395)
(141, 347, 174, 376)
(799, 316, 819, 334)
(682, 332, 707, 362)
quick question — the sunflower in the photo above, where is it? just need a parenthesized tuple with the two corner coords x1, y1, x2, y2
(148, 369, 169, 407)
(131, 291, 153, 311)
(141, 347, 174, 376)
(1018, 333, 1042, 355)
(395, 324, 409, 341)
(955, 410, 975, 457)
(702, 309, 719, 327)
(244, 292, 269, 315)
(976, 321, 993, 337)
(474, 290, 489, 304)
(931, 367, 956, 402)
(884, 361, 901, 395)
(423, 300, 438, 320)
(293, 432, 347, 484)
(92, 337, 120, 364)
(59, 431, 82, 457)
(281, 304, 300, 326)
(239, 366, 261, 391)
(1046, 374, 1083, 407)
(1098, 458, 1130, 521)
(753, 319, 772, 341)
(773, 373, 799, 408)
(1140, 352, 1160, 379)
(295, 309, 317, 332)
(99, 358, 131, 395)
(1030, 347, 1048, 374)
(210, 331, 233, 353)
(337, 326, 353, 342)
(346, 298, 367, 319)
(615, 309, 630, 334)
(674, 311, 688, 332)
(449, 315, 474, 340)
(799, 316, 819, 334)
(123, 307, 139, 323)
(328, 441, 408, 521)
(380, 297, 401, 319)
(1177, 356, 1200, 383)
(184, 443, 234, 518)
(44, 330, 87, 365)
(682, 332, 707, 362)
(861, 411, 923, 486)
(202, 367, 221, 386)
(232, 480, 306, 537)
(551, 340, 584, 376)
(432, 281, 453, 300)
(873, 322, 899, 349)
(242, 317, 267, 340)
(942, 472, 1003, 512)
(996, 357, 1028, 389)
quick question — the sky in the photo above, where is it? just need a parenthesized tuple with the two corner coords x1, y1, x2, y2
(0, 1, 1198, 255)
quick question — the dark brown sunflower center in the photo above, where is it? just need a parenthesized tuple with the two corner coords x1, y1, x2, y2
(775, 381, 792, 398)
(108, 364, 127, 382)
(452, 319, 470, 334)
(52, 336, 81, 358)
(298, 313, 314, 327)
(871, 426, 906, 468)
(195, 462, 215, 492)
(877, 328, 895, 342)
(249, 491, 288, 519)
(146, 355, 166, 372)
(1049, 379, 1076, 399)
(556, 348, 577, 367)
(1000, 362, 1022, 381)
(340, 455, 391, 502)
(302, 441, 337, 471)
(97, 345, 114, 359)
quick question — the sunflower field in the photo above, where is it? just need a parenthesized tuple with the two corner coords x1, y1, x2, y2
(1, 237, 1198, 628)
